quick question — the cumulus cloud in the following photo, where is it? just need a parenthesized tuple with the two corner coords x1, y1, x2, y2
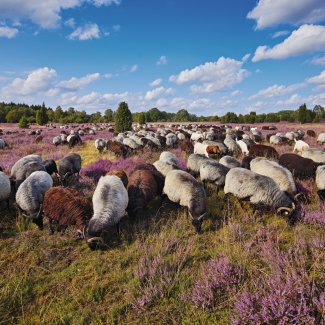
(68, 23, 100, 40)
(64, 18, 76, 28)
(272, 30, 290, 38)
(252, 24, 325, 62)
(249, 83, 306, 99)
(2, 67, 57, 96)
(307, 70, 325, 88)
(156, 55, 167, 66)
(57, 73, 100, 90)
(170, 56, 249, 94)
(144, 86, 173, 101)
(309, 54, 325, 66)
(0, 25, 18, 38)
(0, 0, 121, 29)
(247, 0, 325, 29)
(276, 94, 305, 106)
(149, 78, 162, 87)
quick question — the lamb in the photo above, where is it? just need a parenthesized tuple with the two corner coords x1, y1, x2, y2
(316, 165, 325, 200)
(95, 138, 107, 153)
(219, 156, 241, 169)
(248, 144, 279, 159)
(293, 139, 310, 154)
(200, 160, 229, 192)
(224, 168, 295, 217)
(58, 153, 82, 185)
(194, 142, 220, 158)
(301, 148, 325, 164)
(250, 158, 297, 196)
(106, 169, 128, 188)
(43, 186, 93, 235)
(15, 171, 53, 229)
(127, 169, 164, 218)
(87, 175, 128, 249)
(279, 153, 321, 180)
(317, 133, 325, 144)
(0, 171, 10, 208)
(163, 170, 206, 232)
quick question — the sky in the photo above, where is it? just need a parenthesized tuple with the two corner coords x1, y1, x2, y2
(0, 0, 325, 116)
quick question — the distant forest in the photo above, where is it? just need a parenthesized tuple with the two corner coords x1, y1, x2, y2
(0, 101, 324, 125)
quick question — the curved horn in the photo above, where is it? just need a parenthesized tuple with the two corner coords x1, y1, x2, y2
(86, 237, 104, 245)
(197, 212, 206, 221)
(276, 207, 291, 215)
(291, 201, 296, 211)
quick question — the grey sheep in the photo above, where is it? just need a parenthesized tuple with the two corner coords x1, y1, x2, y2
(87, 175, 128, 249)
(164, 170, 206, 232)
(316, 165, 325, 200)
(153, 160, 179, 177)
(200, 160, 229, 192)
(14, 161, 46, 190)
(219, 155, 241, 169)
(166, 133, 177, 147)
(250, 157, 297, 196)
(224, 168, 295, 217)
(94, 138, 107, 152)
(15, 171, 53, 229)
(159, 151, 179, 167)
(0, 171, 10, 208)
(58, 153, 82, 185)
(52, 135, 62, 146)
(10, 154, 43, 180)
(187, 153, 212, 175)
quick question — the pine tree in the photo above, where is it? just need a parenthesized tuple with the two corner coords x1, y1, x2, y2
(114, 102, 132, 132)
(36, 102, 48, 125)
(18, 115, 29, 128)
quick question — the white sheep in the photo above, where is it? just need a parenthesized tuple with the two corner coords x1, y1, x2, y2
(317, 133, 325, 144)
(236, 139, 249, 155)
(15, 171, 53, 229)
(164, 170, 206, 232)
(301, 148, 325, 163)
(190, 132, 204, 142)
(194, 142, 220, 158)
(293, 139, 310, 154)
(203, 140, 228, 155)
(0, 171, 11, 208)
(52, 135, 62, 146)
(123, 137, 140, 150)
(316, 165, 325, 200)
(94, 138, 107, 152)
(87, 175, 128, 248)
(250, 158, 297, 195)
(224, 168, 295, 217)
(219, 156, 241, 169)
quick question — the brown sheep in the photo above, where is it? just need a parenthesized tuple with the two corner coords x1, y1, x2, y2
(43, 186, 92, 236)
(127, 169, 164, 218)
(106, 169, 128, 188)
(107, 140, 127, 158)
(248, 144, 279, 159)
(35, 135, 43, 143)
(133, 163, 157, 172)
(307, 130, 316, 137)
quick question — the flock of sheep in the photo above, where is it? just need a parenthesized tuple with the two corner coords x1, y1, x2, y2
(1, 123, 325, 249)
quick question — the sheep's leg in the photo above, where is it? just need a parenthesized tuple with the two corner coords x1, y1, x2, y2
(49, 219, 55, 235)
(6, 198, 9, 209)
(116, 222, 120, 236)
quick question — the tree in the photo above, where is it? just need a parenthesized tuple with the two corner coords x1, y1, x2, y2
(114, 102, 132, 132)
(104, 109, 114, 122)
(18, 115, 29, 128)
(174, 109, 191, 122)
(137, 112, 146, 124)
(36, 102, 48, 125)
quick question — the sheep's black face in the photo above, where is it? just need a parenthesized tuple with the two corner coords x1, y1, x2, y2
(33, 217, 43, 230)
(87, 219, 102, 238)
(318, 190, 325, 201)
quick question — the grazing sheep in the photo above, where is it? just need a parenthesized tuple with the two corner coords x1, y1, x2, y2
(11, 154, 43, 180)
(43, 159, 58, 176)
(0, 171, 10, 208)
(278, 153, 321, 180)
(53, 135, 62, 146)
(203, 140, 228, 155)
(236, 139, 249, 155)
(14, 161, 46, 190)
(224, 135, 241, 155)
(301, 148, 325, 164)
(224, 168, 295, 217)
(191, 132, 204, 142)
(60, 134, 68, 144)
(316, 165, 325, 200)
(123, 137, 140, 150)
(16, 171, 53, 229)
(164, 170, 206, 232)
(67, 134, 82, 147)
(307, 130, 316, 137)
(35, 135, 43, 143)
(87, 175, 128, 249)
(127, 169, 164, 218)
(241, 156, 254, 170)
(107, 140, 127, 158)
(43, 186, 92, 235)
(166, 133, 177, 147)
(194, 142, 220, 158)
(293, 139, 310, 154)
(159, 151, 179, 167)
(133, 163, 157, 172)
(58, 153, 82, 185)
(248, 144, 279, 159)
(153, 160, 179, 177)
(95, 138, 107, 153)
(106, 169, 128, 188)
(250, 158, 297, 196)
(269, 135, 288, 145)
(200, 160, 229, 191)
(317, 133, 325, 144)
(219, 156, 241, 169)
(187, 154, 211, 175)
(0, 139, 7, 149)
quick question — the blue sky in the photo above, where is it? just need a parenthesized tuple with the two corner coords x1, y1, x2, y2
(0, 0, 325, 116)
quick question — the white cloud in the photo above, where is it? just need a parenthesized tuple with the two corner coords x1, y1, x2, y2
(0, 25, 18, 38)
(307, 70, 325, 88)
(130, 64, 138, 73)
(144, 86, 173, 101)
(2, 67, 57, 96)
(68, 23, 100, 40)
(57, 73, 100, 90)
(113, 24, 120, 32)
(309, 54, 325, 66)
(272, 30, 290, 38)
(247, 0, 325, 29)
(156, 55, 167, 66)
(0, 0, 121, 29)
(231, 90, 242, 97)
(252, 24, 325, 62)
(170, 56, 249, 94)
(249, 83, 306, 99)
(64, 18, 75, 28)
(276, 94, 305, 106)
(149, 78, 162, 87)
(241, 54, 250, 62)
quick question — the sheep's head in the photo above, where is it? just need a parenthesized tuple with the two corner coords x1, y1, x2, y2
(276, 201, 295, 218)
(86, 219, 105, 250)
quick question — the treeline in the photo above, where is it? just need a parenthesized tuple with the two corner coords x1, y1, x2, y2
(0, 101, 324, 126)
